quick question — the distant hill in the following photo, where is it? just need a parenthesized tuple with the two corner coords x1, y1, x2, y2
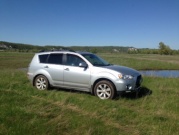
(0, 41, 132, 53)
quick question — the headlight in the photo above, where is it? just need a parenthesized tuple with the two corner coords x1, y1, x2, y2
(118, 74, 133, 80)
(123, 75, 133, 80)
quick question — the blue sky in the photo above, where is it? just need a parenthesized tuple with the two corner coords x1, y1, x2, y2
(0, 0, 179, 49)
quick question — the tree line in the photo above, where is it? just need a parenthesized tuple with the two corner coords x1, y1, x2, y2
(0, 41, 130, 53)
(128, 42, 179, 55)
(0, 41, 178, 55)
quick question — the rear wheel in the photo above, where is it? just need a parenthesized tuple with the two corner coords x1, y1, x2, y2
(94, 80, 116, 99)
(34, 75, 49, 90)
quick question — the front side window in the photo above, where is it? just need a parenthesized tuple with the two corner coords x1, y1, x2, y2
(47, 53, 63, 65)
(66, 54, 85, 66)
(82, 54, 109, 66)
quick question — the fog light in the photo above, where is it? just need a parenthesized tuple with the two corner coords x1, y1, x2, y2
(126, 85, 132, 90)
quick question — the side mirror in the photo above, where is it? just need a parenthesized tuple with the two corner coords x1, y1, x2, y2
(79, 62, 88, 68)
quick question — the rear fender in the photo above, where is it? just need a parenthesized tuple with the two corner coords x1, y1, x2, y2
(33, 69, 52, 86)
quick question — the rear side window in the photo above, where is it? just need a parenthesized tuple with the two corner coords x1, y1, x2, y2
(47, 53, 63, 65)
(39, 54, 49, 63)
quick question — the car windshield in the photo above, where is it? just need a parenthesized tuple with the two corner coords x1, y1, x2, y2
(82, 54, 110, 66)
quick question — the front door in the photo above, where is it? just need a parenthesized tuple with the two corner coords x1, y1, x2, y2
(63, 54, 91, 91)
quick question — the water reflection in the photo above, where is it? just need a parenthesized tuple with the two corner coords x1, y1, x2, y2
(140, 70, 179, 78)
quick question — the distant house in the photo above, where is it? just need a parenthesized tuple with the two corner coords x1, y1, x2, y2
(128, 47, 138, 51)
(0, 44, 8, 49)
(113, 49, 119, 52)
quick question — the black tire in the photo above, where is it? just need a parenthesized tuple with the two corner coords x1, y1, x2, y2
(34, 75, 49, 90)
(94, 80, 116, 99)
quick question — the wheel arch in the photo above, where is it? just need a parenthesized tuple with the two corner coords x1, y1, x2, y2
(33, 74, 50, 87)
(92, 78, 117, 95)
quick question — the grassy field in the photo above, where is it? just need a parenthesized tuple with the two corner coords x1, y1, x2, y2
(99, 53, 179, 70)
(0, 52, 179, 135)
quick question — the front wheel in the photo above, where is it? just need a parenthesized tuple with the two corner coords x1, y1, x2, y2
(94, 80, 116, 99)
(34, 75, 49, 90)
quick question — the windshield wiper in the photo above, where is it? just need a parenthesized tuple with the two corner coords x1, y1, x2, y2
(93, 63, 112, 66)
(104, 64, 113, 66)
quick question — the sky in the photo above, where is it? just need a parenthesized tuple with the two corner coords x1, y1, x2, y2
(0, 0, 179, 49)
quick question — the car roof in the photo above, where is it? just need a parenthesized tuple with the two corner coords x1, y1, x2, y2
(37, 50, 92, 55)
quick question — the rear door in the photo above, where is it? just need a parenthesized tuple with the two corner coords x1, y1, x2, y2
(44, 53, 64, 86)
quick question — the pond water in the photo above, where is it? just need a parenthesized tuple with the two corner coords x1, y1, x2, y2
(140, 70, 179, 78)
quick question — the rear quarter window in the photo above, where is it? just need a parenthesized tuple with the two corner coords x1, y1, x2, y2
(39, 54, 49, 63)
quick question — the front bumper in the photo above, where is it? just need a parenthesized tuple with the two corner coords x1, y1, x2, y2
(115, 75, 142, 92)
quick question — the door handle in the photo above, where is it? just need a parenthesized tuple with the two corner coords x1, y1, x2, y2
(44, 65, 49, 68)
(64, 68, 69, 71)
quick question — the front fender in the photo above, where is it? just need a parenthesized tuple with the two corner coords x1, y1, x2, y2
(91, 71, 118, 86)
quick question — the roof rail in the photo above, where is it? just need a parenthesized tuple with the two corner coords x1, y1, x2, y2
(39, 49, 76, 53)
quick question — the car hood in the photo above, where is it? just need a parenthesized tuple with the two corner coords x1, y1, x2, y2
(102, 65, 140, 76)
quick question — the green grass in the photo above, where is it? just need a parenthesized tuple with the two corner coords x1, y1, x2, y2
(0, 52, 179, 135)
(0, 52, 34, 69)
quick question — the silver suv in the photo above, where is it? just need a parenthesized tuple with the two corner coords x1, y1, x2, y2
(27, 51, 142, 99)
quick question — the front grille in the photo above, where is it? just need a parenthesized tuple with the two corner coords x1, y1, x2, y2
(136, 75, 142, 88)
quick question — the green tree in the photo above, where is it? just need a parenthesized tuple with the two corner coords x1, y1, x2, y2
(158, 42, 172, 55)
